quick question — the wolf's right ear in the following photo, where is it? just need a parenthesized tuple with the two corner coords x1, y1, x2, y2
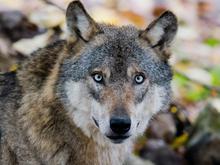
(140, 11, 178, 59)
(66, 1, 99, 42)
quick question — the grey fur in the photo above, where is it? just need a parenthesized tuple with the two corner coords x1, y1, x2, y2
(0, 1, 177, 164)
(60, 26, 172, 84)
(58, 25, 173, 106)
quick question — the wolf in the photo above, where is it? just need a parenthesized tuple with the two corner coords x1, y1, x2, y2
(0, 1, 178, 165)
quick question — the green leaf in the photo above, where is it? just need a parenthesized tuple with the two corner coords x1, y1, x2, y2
(210, 66, 220, 86)
(186, 84, 210, 101)
(173, 73, 210, 102)
(204, 38, 220, 47)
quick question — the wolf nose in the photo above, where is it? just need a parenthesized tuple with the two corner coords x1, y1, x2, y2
(110, 117, 131, 135)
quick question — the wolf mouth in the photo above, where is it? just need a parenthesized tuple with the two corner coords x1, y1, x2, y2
(106, 135, 130, 144)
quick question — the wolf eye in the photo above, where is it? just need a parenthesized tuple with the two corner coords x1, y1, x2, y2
(134, 74, 145, 84)
(93, 73, 103, 83)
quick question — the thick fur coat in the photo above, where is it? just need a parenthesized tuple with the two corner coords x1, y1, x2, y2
(0, 1, 177, 165)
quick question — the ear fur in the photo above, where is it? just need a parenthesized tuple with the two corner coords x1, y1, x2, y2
(66, 1, 99, 42)
(140, 11, 178, 59)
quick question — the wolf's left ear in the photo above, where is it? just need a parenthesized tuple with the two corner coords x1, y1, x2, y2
(66, 1, 99, 42)
(140, 11, 178, 57)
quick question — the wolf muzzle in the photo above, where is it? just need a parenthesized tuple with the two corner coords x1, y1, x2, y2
(110, 116, 131, 135)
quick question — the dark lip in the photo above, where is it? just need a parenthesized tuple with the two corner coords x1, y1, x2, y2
(92, 117, 99, 127)
(106, 135, 130, 144)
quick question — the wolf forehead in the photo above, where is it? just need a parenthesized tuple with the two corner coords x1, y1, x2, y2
(61, 25, 172, 85)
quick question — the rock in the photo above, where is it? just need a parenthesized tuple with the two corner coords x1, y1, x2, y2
(29, 5, 65, 28)
(0, 11, 43, 42)
(124, 154, 154, 165)
(139, 139, 185, 165)
(12, 30, 53, 55)
(185, 104, 220, 165)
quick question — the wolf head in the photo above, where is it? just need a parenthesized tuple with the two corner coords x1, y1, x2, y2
(57, 1, 177, 144)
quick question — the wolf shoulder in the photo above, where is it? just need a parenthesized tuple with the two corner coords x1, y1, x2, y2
(0, 71, 21, 120)
(0, 39, 67, 123)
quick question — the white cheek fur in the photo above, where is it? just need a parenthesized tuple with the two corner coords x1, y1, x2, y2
(65, 81, 93, 137)
(64, 80, 110, 140)
(131, 85, 166, 135)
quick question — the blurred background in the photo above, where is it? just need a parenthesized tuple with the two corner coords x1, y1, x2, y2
(0, 0, 220, 164)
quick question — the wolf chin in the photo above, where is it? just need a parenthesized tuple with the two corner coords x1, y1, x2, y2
(0, 1, 178, 165)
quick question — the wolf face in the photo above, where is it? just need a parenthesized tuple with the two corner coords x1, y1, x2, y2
(57, 1, 177, 144)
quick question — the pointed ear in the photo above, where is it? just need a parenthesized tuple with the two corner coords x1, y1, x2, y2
(140, 11, 178, 50)
(66, 1, 99, 42)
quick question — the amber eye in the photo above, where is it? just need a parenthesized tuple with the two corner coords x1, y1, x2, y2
(92, 73, 103, 83)
(134, 74, 145, 84)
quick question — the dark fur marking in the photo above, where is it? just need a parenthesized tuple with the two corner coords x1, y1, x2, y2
(89, 87, 101, 102)
(7, 144, 19, 164)
(92, 117, 99, 127)
(135, 87, 148, 104)
(74, 26, 89, 42)
(0, 72, 17, 98)
(50, 143, 67, 159)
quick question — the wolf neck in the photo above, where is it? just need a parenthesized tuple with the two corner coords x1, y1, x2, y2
(96, 141, 133, 165)
(92, 130, 133, 165)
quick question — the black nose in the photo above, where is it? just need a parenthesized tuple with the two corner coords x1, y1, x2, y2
(110, 117, 131, 135)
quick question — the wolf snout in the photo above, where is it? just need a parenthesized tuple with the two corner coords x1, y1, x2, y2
(110, 116, 131, 135)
